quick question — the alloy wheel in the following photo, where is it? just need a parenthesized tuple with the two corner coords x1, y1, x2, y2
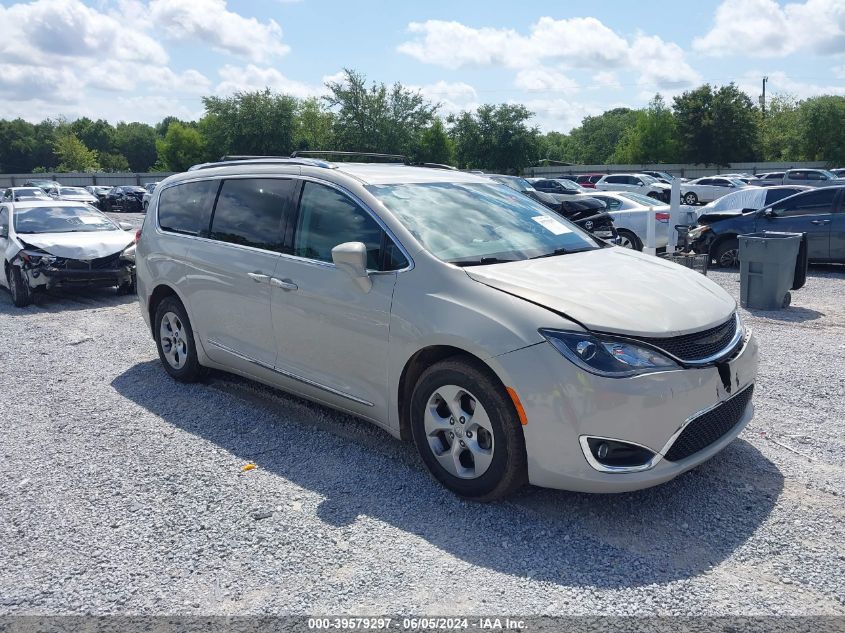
(423, 385, 495, 479)
(159, 311, 188, 369)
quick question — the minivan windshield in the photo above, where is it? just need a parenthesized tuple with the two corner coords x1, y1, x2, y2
(366, 182, 600, 264)
(13, 206, 117, 234)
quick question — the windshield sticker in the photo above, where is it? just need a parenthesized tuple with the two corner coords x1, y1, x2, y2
(531, 215, 571, 235)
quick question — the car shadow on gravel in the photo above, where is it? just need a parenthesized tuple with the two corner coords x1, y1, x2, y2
(746, 306, 825, 322)
(0, 286, 136, 313)
(112, 361, 783, 590)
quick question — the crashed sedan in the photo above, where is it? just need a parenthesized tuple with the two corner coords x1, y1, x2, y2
(0, 201, 137, 307)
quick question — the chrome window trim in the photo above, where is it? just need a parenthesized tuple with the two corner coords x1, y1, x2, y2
(152, 173, 414, 273)
(206, 338, 374, 407)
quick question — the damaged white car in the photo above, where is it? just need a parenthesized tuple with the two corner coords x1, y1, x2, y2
(0, 201, 137, 307)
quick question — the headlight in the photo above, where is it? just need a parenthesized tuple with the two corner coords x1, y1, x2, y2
(687, 225, 710, 240)
(539, 329, 679, 377)
(19, 250, 55, 265)
(120, 244, 136, 261)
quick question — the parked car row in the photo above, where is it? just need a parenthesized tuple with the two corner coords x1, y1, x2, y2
(4, 180, 161, 212)
(748, 169, 845, 188)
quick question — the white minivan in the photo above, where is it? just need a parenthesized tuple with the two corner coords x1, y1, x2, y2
(136, 157, 758, 500)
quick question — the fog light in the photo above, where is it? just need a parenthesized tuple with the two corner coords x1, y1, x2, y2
(582, 436, 658, 472)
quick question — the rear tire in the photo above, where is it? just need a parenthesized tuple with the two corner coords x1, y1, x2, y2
(617, 229, 642, 251)
(153, 296, 205, 382)
(683, 192, 698, 205)
(8, 265, 33, 307)
(410, 357, 527, 501)
(713, 237, 740, 268)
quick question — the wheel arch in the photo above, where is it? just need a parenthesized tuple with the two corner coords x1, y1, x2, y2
(709, 232, 739, 257)
(147, 283, 182, 335)
(396, 345, 513, 442)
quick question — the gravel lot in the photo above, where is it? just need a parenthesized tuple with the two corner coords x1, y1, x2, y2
(0, 259, 843, 616)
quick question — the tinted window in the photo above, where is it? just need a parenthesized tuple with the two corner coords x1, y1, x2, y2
(712, 179, 730, 186)
(209, 178, 293, 251)
(765, 188, 803, 205)
(0, 207, 8, 233)
(592, 196, 622, 210)
(697, 178, 713, 185)
(773, 188, 837, 217)
(606, 175, 625, 184)
(806, 171, 825, 181)
(294, 181, 402, 271)
(158, 180, 217, 235)
(787, 171, 806, 180)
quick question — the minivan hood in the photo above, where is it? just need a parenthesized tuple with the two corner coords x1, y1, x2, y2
(19, 230, 135, 259)
(465, 248, 736, 337)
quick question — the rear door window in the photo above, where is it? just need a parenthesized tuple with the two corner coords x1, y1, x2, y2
(158, 180, 218, 236)
(209, 178, 294, 251)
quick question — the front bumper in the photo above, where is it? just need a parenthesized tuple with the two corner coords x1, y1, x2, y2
(26, 265, 135, 289)
(494, 329, 758, 492)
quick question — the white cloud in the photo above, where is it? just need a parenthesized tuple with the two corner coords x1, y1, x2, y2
(592, 71, 622, 90)
(694, 0, 845, 57)
(521, 98, 609, 134)
(148, 0, 290, 62)
(398, 17, 700, 91)
(631, 35, 702, 89)
(514, 68, 578, 93)
(411, 81, 478, 115)
(738, 70, 845, 100)
(0, 0, 168, 66)
(214, 64, 321, 98)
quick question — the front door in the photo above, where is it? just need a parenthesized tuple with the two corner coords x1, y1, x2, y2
(184, 177, 296, 370)
(760, 187, 840, 260)
(270, 180, 406, 419)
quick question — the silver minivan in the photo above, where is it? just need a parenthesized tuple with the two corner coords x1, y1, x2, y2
(136, 157, 758, 500)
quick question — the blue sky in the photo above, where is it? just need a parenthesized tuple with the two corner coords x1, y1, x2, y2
(0, 0, 843, 131)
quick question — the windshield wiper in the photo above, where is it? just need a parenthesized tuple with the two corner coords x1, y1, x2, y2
(528, 247, 569, 260)
(449, 257, 520, 267)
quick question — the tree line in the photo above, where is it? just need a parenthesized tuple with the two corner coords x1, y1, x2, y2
(1, 69, 842, 175)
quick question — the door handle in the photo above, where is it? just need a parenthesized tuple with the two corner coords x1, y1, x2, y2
(271, 277, 298, 291)
(810, 219, 831, 225)
(247, 272, 270, 283)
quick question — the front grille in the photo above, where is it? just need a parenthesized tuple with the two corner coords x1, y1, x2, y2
(636, 315, 738, 362)
(59, 252, 123, 270)
(664, 385, 754, 462)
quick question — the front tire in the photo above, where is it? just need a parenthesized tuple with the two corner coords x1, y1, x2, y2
(117, 274, 136, 295)
(8, 265, 33, 307)
(617, 229, 643, 251)
(154, 296, 205, 382)
(410, 357, 527, 501)
(683, 192, 698, 205)
(713, 237, 740, 268)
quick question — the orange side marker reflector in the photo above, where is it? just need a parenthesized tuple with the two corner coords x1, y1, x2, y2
(506, 387, 528, 426)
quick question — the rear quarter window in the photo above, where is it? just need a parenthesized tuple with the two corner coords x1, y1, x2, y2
(158, 180, 218, 236)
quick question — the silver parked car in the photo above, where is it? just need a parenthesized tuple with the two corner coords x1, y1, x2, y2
(681, 177, 748, 205)
(136, 157, 758, 500)
(781, 169, 845, 187)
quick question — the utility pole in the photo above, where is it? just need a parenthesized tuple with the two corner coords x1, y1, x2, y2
(761, 76, 768, 117)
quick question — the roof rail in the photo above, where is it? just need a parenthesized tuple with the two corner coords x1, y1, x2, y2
(291, 150, 408, 163)
(187, 156, 335, 171)
(412, 162, 458, 171)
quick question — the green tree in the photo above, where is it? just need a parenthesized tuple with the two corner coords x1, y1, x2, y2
(114, 122, 158, 171)
(415, 118, 454, 164)
(325, 68, 437, 157)
(201, 89, 298, 158)
(70, 118, 115, 155)
(674, 83, 759, 165)
(294, 97, 335, 151)
(449, 104, 540, 173)
(156, 122, 207, 172)
(99, 152, 131, 172)
(53, 131, 100, 172)
(759, 94, 801, 161)
(796, 95, 845, 165)
(566, 108, 639, 163)
(613, 95, 678, 164)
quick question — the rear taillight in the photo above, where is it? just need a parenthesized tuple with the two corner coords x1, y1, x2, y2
(135, 229, 142, 243)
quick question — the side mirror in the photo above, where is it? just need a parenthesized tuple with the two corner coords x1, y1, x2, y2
(761, 208, 776, 218)
(331, 242, 372, 293)
(118, 222, 133, 231)
(636, 181, 643, 186)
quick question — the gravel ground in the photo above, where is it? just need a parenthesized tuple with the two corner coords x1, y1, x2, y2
(0, 264, 843, 616)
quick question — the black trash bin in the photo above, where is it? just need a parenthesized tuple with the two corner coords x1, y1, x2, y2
(738, 232, 803, 310)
